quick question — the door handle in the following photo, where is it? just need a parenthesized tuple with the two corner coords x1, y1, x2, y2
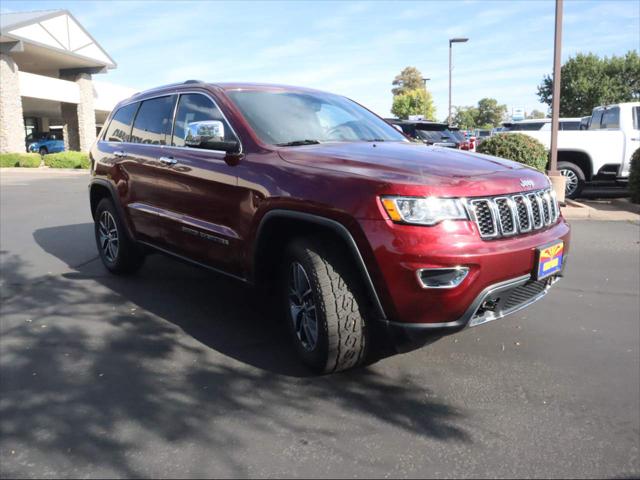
(113, 150, 127, 158)
(159, 156, 177, 165)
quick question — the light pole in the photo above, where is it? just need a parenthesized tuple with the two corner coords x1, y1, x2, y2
(548, 0, 567, 202)
(448, 37, 468, 125)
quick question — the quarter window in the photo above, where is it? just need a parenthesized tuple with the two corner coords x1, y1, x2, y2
(130, 95, 177, 145)
(633, 107, 640, 130)
(104, 103, 138, 142)
(172, 94, 235, 147)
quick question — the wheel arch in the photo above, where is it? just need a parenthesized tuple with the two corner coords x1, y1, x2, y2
(556, 149, 593, 181)
(252, 210, 387, 321)
(89, 179, 136, 240)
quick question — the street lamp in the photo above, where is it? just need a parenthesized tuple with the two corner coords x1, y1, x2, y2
(422, 77, 431, 86)
(448, 37, 468, 125)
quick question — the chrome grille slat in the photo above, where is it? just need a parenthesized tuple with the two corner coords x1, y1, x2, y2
(468, 188, 560, 240)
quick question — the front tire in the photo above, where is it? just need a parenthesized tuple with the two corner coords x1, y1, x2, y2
(558, 161, 585, 199)
(39, 147, 48, 156)
(282, 236, 367, 373)
(94, 198, 145, 274)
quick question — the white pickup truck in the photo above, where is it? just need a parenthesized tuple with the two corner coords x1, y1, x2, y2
(504, 102, 640, 198)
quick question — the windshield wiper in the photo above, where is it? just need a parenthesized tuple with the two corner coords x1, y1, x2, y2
(364, 138, 385, 142)
(276, 139, 321, 146)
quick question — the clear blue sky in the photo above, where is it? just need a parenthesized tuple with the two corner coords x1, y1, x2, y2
(3, 0, 639, 120)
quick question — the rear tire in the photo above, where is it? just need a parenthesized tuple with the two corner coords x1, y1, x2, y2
(282, 236, 367, 373)
(94, 198, 145, 274)
(558, 161, 585, 199)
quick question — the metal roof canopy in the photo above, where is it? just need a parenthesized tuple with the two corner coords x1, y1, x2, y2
(0, 9, 116, 74)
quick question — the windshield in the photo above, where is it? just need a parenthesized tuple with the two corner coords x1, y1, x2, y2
(226, 90, 407, 145)
(416, 130, 446, 142)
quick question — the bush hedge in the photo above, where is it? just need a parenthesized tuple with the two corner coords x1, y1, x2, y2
(0, 153, 42, 168)
(476, 133, 548, 172)
(43, 151, 90, 169)
(629, 147, 640, 204)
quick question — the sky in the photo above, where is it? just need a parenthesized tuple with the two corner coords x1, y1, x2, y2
(2, 0, 639, 120)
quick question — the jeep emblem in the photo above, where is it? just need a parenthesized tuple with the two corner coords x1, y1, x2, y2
(520, 179, 535, 189)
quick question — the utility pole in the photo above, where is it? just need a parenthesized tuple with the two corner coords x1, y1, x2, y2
(548, 0, 567, 202)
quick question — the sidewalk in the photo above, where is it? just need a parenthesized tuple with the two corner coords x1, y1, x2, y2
(0, 167, 88, 174)
(561, 198, 640, 221)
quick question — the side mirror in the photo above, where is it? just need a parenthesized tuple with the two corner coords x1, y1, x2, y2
(184, 120, 239, 152)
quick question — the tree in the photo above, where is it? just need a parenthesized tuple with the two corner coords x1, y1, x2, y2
(452, 106, 479, 129)
(537, 51, 640, 117)
(527, 109, 547, 119)
(391, 66, 425, 96)
(390, 66, 436, 120)
(391, 89, 436, 120)
(476, 98, 507, 128)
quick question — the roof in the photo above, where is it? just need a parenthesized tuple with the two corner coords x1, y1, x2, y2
(0, 9, 115, 69)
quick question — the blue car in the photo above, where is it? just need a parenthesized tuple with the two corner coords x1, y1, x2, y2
(26, 133, 65, 155)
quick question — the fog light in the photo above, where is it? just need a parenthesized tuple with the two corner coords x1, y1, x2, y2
(416, 267, 469, 289)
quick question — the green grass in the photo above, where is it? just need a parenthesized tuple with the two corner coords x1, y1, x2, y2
(0, 153, 42, 168)
(43, 151, 90, 169)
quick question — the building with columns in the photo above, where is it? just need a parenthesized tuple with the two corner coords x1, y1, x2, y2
(0, 10, 134, 153)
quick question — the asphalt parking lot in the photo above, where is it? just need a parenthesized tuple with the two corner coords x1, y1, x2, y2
(1, 169, 639, 479)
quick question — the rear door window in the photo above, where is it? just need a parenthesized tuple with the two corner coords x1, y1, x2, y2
(560, 121, 580, 131)
(600, 107, 620, 129)
(104, 103, 139, 142)
(130, 95, 177, 145)
(589, 109, 604, 129)
(633, 107, 640, 130)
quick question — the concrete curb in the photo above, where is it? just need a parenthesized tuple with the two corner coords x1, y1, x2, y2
(561, 198, 640, 222)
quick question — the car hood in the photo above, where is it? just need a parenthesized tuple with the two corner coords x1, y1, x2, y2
(278, 141, 547, 194)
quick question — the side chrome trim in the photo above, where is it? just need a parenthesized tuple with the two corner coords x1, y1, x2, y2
(127, 202, 239, 242)
(255, 209, 387, 321)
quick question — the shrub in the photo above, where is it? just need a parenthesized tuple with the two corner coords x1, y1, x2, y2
(476, 133, 548, 171)
(43, 151, 90, 169)
(629, 147, 640, 204)
(0, 153, 41, 168)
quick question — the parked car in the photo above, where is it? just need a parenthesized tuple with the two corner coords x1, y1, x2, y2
(502, 118, 582, 132)
(89, 81, 570, 373)
(506, 103, 640, 197)
(387, 119, 462, 148)
(26, 132, 65, 155)
(473, 129, 492, 146)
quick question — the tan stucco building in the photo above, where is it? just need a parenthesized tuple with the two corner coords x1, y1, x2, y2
(0, 10, 133, 153)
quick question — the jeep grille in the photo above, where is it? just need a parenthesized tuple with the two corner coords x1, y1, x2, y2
(467, 188, 559, 240)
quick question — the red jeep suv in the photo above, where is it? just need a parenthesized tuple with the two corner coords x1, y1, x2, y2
(89, 81, 570, 373)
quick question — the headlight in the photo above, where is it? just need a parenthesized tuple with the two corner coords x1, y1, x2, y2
(381, 196, 468, 225)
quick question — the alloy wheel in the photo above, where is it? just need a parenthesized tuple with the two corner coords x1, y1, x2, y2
(560, 168, 579, 197)
(98, 211, 119, 263)
(288, 262, 319, 351)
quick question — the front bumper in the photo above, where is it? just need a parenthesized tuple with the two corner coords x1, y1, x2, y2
(358, 216, 571, 339)
(380, 272, 563, 350)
